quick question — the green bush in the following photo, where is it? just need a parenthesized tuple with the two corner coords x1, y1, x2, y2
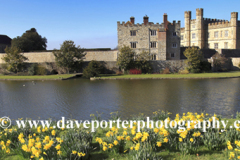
(184, 47, 212, 73)
(35, 65, 47, 75)
(28, 64, 37, 75)
(83, 60, 103, 78)
(200, 61, 211, 72)
(28, 64, 47, 75)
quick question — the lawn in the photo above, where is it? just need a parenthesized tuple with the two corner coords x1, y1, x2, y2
(96, 71, 240, 79)
(0, 74, 76, 80)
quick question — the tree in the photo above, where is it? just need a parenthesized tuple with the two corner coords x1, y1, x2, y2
(117, 46, 135, 71)
(184, 47, 204, 73)
(83, 60, 104, 78)
(212, 52, 228, 72)
(135, 50, 152, 73)
(53, 40, 85, 73)
(11, 28, 47, 52)
(2, 46, 28, 73)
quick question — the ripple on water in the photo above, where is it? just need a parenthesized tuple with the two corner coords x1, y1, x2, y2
(0, 78, 240, 120)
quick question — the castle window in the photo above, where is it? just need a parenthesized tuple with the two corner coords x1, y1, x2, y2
(192, 25, 195, 28)
(130, 30, 136, 36)
(173, 32, 177, 36)
(214, 43, 218, 49)
(151, 54, 156, 60)
(130, 42, 137, 48)
(171, 53, 175, 58)
(150, 30, 156, 36)
(225, 30, 228, 37)
(214, 31, 218, 38)
(192, 33, 196, 39)
(172, 43, 177, 48)
(150, 42, 156, 48)
(224, 42, 228, 49)
(181, 35, 184, 40)
(208, 32, 210, 38)
(220, 31, 222, 37)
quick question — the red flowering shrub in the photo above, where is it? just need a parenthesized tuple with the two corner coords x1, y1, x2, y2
(129, 69, 142, 74)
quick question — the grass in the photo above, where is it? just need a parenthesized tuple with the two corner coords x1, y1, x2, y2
(0, 74, 76, 80)
(97, 71, 240, 79)
(1, 115, 238, 159)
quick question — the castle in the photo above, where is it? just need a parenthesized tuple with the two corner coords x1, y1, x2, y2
(117, 14, 181, 60)
(180, 8, 240, 51)
(1, 8, 240, 72)
(118, 8, 240, 60)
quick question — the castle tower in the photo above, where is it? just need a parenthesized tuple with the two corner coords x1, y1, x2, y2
(184, 11, 191, 46)
(196, 8, 204, 48)
(231, 12, 238, 49)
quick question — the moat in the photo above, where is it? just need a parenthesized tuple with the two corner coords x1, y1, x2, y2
(0, 78, 240, 120)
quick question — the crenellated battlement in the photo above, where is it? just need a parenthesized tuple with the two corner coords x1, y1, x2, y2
(117, 21, 164, 27)
(169, 20, 180, 26)
(117, 20, 180, 27)
(196, 8, 203, 16)
(184, 11, 191, 18)
(207, 20, 231, 29)
(231, 12, 238, 18)
(203, 18, 226, 22)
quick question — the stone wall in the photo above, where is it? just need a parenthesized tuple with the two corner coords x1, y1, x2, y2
(0, 50, 118, 64)
(232, 58, 240, 70)
(150, 60, 187, 73)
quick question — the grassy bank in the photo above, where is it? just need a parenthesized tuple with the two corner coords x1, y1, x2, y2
(95, 71, 240, 80)
(0, 74, 76, 80)
(1, 111, 240, 160)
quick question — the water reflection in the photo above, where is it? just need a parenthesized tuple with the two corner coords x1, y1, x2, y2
(0, 78, 240, 120)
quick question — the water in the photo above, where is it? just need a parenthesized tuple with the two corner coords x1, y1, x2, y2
(0, 78, 240, 121)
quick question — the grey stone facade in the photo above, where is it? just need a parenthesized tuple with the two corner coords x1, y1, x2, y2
(117, 14, 180, 60)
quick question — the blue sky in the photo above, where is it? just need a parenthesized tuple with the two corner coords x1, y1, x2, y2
(1, 0, 239, 50)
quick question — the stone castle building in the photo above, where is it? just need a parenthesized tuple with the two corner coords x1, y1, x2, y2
(117, 14, 181, 60)
(180, 8, 240, 51)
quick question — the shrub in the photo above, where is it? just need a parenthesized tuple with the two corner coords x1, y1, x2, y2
(117, 46, 135, 71)
(162, 68, 170, 74)
(28, 64, 47, 75)
(129, 69, 142, 74)
(212, 53, 228, 72)
(200, 60, 211, 72)
(2, 46, 28, 73)
(53, 40, 85, 74)
(35, 65, 47, 75)
(135, 51, 153, 73)
(83, 60, 103, 78)
(116, 70, 123, 75)
(184, 47, 203, 73)
(28, 64, 37, 75)
(178, 69, 189, 74)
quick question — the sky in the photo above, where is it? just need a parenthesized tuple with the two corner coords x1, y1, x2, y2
(1, 0, 240, 50)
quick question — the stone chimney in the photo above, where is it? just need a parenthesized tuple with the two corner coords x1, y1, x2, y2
(163, 13, 168, 29)
(130, 16, 135, 24)
(143, 15, 149, 25)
